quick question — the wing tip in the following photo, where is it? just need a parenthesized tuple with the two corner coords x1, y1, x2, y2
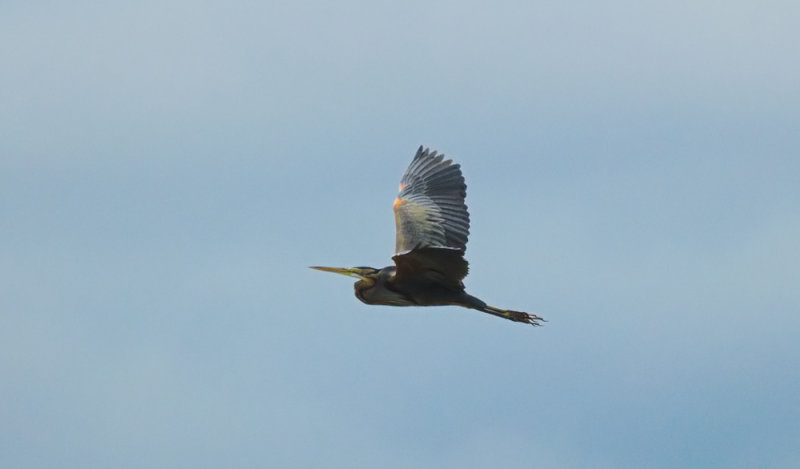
(415, 145, 444, 161)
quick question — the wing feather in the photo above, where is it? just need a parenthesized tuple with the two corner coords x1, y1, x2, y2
(393, 146, 470, 255)
(392, 146, 472, 288)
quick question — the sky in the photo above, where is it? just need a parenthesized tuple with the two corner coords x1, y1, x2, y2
(2, 1, 799, 468)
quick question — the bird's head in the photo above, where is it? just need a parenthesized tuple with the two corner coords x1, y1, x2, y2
(310, 265, 387, 304)
(309, 266, 380, 282)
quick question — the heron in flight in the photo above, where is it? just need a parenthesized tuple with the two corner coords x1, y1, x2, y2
(311, 146, 544, 326)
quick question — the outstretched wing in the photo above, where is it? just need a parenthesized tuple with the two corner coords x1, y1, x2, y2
(393, 146, 470, 255)
(392, 146, 471, 288)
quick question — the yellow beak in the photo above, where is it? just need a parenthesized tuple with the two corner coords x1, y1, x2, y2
(309, 266, 369, 279)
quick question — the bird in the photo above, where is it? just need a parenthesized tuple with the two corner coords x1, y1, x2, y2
(311, 146, 544, 326)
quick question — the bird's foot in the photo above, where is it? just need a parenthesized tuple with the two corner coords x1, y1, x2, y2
(483, 306, 546, 326)
(508, 310, 545, 326)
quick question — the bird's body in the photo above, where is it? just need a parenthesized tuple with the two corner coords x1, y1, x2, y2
(311, 147, 543, 326)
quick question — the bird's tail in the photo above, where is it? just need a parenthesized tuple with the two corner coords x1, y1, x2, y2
(481, 305, 545, 326)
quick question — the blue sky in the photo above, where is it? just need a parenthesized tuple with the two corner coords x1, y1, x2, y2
(2, 1, 799, 468)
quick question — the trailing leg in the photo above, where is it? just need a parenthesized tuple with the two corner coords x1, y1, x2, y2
(459, 293, 545, 326)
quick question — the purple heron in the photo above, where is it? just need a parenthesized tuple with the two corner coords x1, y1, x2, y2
(311, 146, 544, 326)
